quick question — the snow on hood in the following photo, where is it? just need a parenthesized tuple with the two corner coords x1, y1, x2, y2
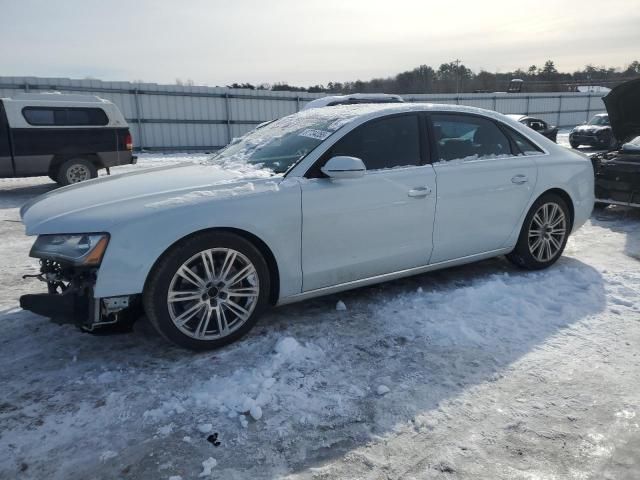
(603, 78, 640, 142)
(572, 124, 610, 132)
(20, 160, 278, 235)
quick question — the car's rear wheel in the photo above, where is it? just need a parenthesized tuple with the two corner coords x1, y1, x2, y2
(506, 193, 571, 270)
(143, 231, 270, 350)
(569, 140, 580, 149)
(57, 158, 98, 186)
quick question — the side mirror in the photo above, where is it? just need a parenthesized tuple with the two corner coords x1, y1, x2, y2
(321, 156, 366, 179)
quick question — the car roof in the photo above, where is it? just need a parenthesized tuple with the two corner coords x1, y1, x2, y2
(1, 92, 112, 105)
(298, 102, 512, 122)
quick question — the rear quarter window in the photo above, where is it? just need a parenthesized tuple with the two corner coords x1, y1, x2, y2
(22, 107, 109, 126)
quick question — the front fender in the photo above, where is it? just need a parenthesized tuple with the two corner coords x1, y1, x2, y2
(94, 179, 302, 300)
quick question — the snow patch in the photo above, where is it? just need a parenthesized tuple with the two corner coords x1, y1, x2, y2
(197, 423, 213, 433)
(376, 385, 391, 396)
(99, 450, 118, 462)
(199, 457, 217, 477)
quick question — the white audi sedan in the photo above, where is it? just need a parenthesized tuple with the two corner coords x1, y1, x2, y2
(20, 104, 594, 350)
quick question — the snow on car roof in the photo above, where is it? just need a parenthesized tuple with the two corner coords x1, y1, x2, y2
(302, 93, 404, 110)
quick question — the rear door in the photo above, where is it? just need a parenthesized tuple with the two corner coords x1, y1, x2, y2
(428, 113, 539, 263)
(0, 101, 13, 177)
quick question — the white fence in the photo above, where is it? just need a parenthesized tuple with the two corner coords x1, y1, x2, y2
(0, 76, 607, 151)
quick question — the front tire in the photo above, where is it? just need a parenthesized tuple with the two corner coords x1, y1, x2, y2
(506, 193, 571, 270)
(569, 140, 580, 149)
(143, 231, 270, 350)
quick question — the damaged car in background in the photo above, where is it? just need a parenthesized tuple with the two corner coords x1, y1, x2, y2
(591, 78, 640, 208)
(506, 114, 558, 143)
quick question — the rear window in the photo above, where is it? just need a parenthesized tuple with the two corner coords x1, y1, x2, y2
(22, 107, 108, 126)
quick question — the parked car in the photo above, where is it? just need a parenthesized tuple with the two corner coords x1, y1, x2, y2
(302, 93, 404, 110)
(569, 113, 617, 150)
(19, 104, 594, 350)
(591, 78, 640, 208)
(505, 114, 558, 142)
(0, 93, 136, 185)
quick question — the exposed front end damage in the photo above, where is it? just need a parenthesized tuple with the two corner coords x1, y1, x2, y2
(20, 259, 138, 331)
(591, 148, 640, 208)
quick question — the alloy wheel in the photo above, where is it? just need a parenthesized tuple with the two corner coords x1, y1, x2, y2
(527, 202, 567, 262)
(167, 248, 259, 340)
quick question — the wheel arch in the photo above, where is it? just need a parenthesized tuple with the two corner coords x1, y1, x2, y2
(143, 226, 281, 306)
(48, 154, 103, 177)
(538, 187, 575, 229)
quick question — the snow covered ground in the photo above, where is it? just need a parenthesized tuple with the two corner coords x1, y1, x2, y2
(1, 140, 639, 479)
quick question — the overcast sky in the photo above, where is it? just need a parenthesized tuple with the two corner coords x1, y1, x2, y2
(1, 0, 638, 87)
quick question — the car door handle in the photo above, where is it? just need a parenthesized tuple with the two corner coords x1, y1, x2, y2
(408, 186, 432, 198)
(511, 175, 528, 185)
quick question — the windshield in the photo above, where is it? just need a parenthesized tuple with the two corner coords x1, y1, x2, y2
(588, 115, 610, 126)
(211, 110, 358, 174)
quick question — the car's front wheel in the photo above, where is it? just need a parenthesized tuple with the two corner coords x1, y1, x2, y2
(506, 193, 571, 270)
(569, 140, 580, 149)
(143, 231, 270, 350)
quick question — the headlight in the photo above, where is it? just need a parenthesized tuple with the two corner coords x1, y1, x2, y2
(30, 233, 109, 266)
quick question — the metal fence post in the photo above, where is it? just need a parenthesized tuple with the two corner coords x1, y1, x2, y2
(133, 88, 145, 150)
(586, 95, 591, 123)
(557, 95, 562, 127)
(224, 93, 232, 144)
(525, 95, 530, 115)
(296, 96, 300, 112)
(492, 95, 497, 111)
(24, 82, 30, 92)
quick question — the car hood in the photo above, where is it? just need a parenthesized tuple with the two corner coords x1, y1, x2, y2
(572, 124, 609, 133)
(603, 78, 640, 142)
(21, 163, 279, 235)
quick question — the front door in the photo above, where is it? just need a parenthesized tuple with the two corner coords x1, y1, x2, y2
(428, 113, 538, 263)
(300, 114, 437, 291)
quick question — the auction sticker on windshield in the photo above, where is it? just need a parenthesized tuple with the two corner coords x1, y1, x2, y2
(298, 129, 332, 140)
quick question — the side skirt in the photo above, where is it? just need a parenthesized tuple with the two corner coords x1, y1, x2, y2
(276, 247, 512, 306)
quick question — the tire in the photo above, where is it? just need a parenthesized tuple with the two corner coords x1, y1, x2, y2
(143, 231, 271, 350)
(506, 193, 571, 270)
(56, 158, 98, 186)
(569, 140, 580, 149)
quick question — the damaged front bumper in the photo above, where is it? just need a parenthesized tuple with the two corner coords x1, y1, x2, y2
(20, 259, 135, 331)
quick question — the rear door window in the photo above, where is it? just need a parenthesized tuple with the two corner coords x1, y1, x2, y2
(506, 128, 545, 155)
(430, 114, 513, 162)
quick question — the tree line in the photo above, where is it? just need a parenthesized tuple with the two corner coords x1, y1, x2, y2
(217, 60, 640, 94)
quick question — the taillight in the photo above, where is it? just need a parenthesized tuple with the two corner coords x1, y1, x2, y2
(125, 132, 133, 151)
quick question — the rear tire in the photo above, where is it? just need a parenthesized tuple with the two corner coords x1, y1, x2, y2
(56, 158, 98, 186)
(506, 193, 571, 270)
(569, 140, 580, 149)
(143, 231, 270, 350)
